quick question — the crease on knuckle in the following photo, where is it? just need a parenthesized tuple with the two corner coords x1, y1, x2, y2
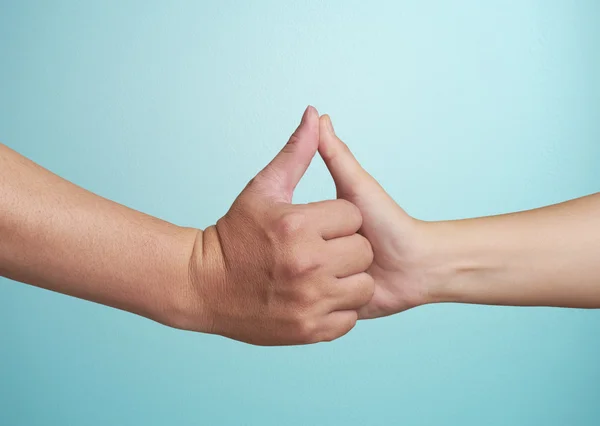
(282, 134, 301, 153)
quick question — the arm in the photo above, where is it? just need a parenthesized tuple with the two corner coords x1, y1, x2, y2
(424, 194, 600, 308)
(317, 113, 600, 318)
(0, 142, 197, 326)
(0, 107, 374, 345)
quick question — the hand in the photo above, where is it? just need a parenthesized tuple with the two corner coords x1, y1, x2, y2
(185, 107, 375, 345)
(318, 114, 437, 319)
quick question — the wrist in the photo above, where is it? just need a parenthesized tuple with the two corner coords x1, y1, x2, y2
(168, 224, 227, 334)
(418, 219, 488, 305)
(143, 225, 202, 330)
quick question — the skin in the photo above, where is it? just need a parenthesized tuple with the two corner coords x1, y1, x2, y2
(3, 105, 598, 346)
(0, 106, 374, 346)
(318, 114, 600, 319)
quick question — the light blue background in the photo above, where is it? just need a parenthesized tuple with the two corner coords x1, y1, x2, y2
(1, 1, 599, 425)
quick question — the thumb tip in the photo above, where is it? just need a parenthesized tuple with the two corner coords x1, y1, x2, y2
(302, 105, 318, 124)
(317, 114, 337, 157)
(319, 114, 335, 136)
(256, 106, 320, 200)
(294, 106, 320, 152)
(296, 105, 319, 138)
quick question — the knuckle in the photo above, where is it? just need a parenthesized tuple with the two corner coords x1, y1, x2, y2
(322, 335, 335, 343)
(338, 200, 362, 227)
(293, 316, 318, 344)
(245, 174, 269, 195)
(330, 138, 350, 157)
(296, 284, 320, 305)
(276, 211, 306, 239)
(359, 274, 376, 304)
(245, 176, 258, 189)
(320, 328, 341, 343)
(322, 314, 358, 343)
(282, 250, 318, 278)
(282, 134, 301, 153)
(344, 312, 359, 332)
(359, 235, 374, 263)
(338, 198, 359, 214)
(339, 139, 351, 153)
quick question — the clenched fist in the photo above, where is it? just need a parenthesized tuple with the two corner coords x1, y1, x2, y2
(185, 107, 374, 345)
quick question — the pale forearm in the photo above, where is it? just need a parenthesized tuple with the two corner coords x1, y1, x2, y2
(426, 193, 600, 307)
(0, 143, 199, 326)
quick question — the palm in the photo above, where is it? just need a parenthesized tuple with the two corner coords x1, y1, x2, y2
(318, 114, 429, 320)
(350, 193, 427, 319)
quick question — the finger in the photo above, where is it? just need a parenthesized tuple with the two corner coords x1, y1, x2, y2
(325, 234, 374, 278)
(316, 310, 358, 343)
(318, 114, 382, 199)
(252, 106, 319, 203)
(328, 272, 375, 312)
(357, 299, 379, 320)
(302, 199, 362, 240)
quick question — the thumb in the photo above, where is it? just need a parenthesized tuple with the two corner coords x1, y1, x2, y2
(254, 106, 320, 203)
(318, 114, 380, 199)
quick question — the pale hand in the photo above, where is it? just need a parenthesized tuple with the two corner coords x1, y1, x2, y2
(318, 115, 434, 319)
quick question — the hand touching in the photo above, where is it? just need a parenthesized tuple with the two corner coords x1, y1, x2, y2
(319, 114, 600, 318)
(318, 115, 434, 319)
(185, 107, 374, 345)
(5, 103, 594, 346)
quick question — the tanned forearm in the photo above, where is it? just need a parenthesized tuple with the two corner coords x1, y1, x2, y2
(0, 143, 199, 327)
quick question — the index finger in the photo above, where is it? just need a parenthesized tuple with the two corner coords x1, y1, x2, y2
(301, 199, 362, 240)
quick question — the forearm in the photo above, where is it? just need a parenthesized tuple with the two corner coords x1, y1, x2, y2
(0, 143, 200, 326)
(426, 193, 600, 307)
